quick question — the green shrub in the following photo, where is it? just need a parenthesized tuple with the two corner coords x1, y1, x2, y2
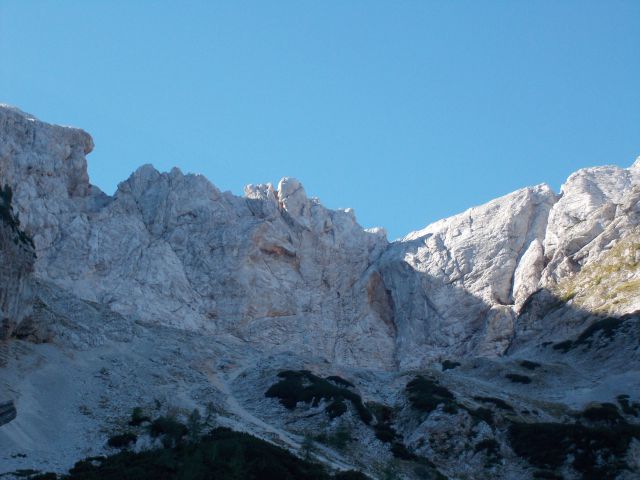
(575, 317, 624, 346)
(533, 471, 563, 479)
(552, 340, 573, 353)
(617, 394, 640, 417)
(552, 317, 628, 354)
(58, 427, 336, 480)
(107, 433, 137, 449)
(149, 416, 188, 447)
(326, 399, 348, 419)
(505, 374, 532, 384)
(374, 423, 398, 443)
(580, 403, 623, 423)
(474, 439, 501, 466)
(508, 421, 640, 478)
(129, 407, 150, 426)
(467, 407, 494, 426)
(390, 442, 417, 460)
(441, 360, 461, 371)
(519, 360, 541, 370)
(265, 370, 372, 424)
(405, 376, 457, 414)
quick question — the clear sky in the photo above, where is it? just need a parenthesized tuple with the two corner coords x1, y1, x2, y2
(1, 1, 638, 239)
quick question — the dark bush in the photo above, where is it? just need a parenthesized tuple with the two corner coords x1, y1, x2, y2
(519, 360, 541, 370)
(533, 471, 563, 479)
(552, 317, 628, 354)
(107, 433, 137, 449)
(575, 317, 624, 346)
(505, 374, 532, 384)
(59, 427, 336, 480)
(508, 421, 640, 478)
(441, 360, 461, 371)
(367, 402, 394, 423)
(552, 340, 573, 353)
(129, 407, 150, 426)
(580, 403, 623, 424)
(390, 442, 417, 461)
(406, 376, 457, 414)
(149, 416, 188, 447)
(467, 407, 494, 426)
(373, 423, 398, 443)
(617, 395, 640, 417)
(325, 399, 348, 419)
(474, 439, 501, 466)
(265, 370, 372, 424)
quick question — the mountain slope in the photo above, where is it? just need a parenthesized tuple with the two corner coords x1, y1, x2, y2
(1, 105, 639, 479)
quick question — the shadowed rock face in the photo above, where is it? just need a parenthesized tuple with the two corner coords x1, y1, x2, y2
(0, 184, 36, 341)
(0, 401, 16, 427)
(1, 104, 639, 369)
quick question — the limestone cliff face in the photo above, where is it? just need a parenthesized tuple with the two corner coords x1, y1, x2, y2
(1, 104, 639, 370)
(0, 106, 395, 368)
(378, 185, 559, 367)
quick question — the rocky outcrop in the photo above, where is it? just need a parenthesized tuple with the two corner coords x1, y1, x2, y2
(378, 185, 558, 367)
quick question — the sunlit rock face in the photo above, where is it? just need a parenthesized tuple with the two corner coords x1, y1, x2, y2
(2, 104, 640, 370)
(0, 105, 395, 368)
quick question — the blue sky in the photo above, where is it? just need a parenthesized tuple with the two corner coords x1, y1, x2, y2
(1, 1, 638, 239)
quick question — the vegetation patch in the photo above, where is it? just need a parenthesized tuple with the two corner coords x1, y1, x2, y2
(580, 403, 623, 424)
(441, 360, 461, 371)
(149, 416, 188, 448)
(107, 433, 137, 449)
(390, 442, 418, 461)
(508, 421, 640, 479)
(519, 360, 541, 370)
(406, 376, 457, 414)
(617, 395, 640, 417)
(129, 407, 151, 426)
(40, 427, 344, 480)
(533, 471, 563, 479)
(467, 407, 494, 426)
(552, 316, 629, 354)
(505, 374, 532, 384)
(474, 439, 501, 466)
(552, 340, 573, 353)
(265, 370, 372, 424)
(574, 317, 624, 347)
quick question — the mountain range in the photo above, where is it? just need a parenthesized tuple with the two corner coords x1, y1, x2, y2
(1, 105, 639, 479)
